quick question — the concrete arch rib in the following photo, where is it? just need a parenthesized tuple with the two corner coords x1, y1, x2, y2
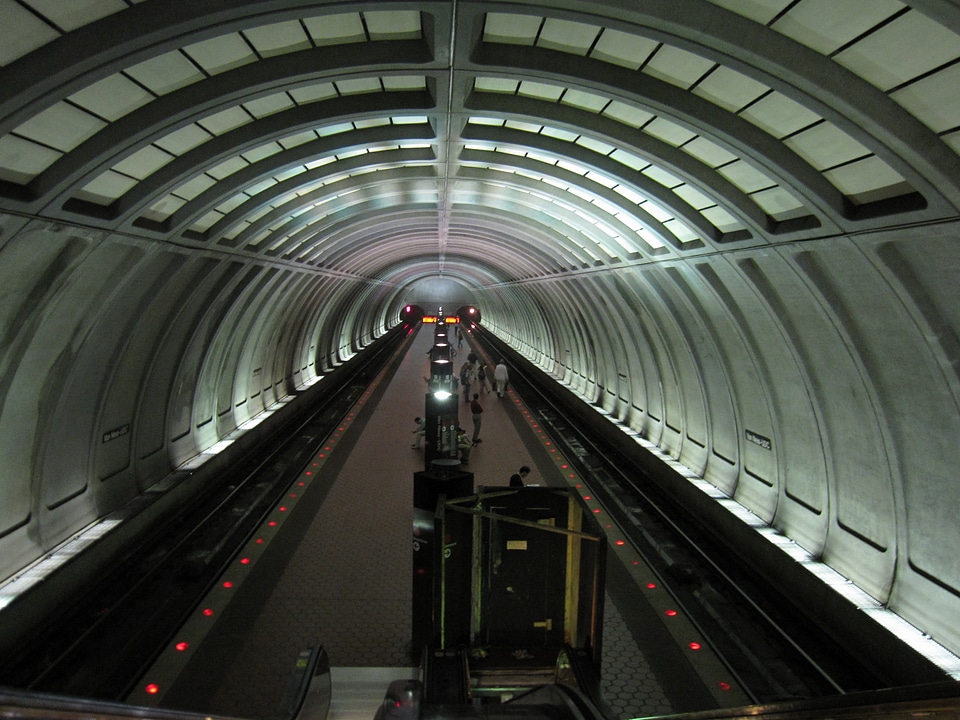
(175, 145, 437, 243)
(0, 1, 449, 134)
(315, 213, 566, 278)
(379, 260, 503, 291)
(46, 83, 433, 222)
(463, 1, 960, 215)
(463, 58, 838, 234)
(462, 114, 762, 238)
(39, 68, 436, 218)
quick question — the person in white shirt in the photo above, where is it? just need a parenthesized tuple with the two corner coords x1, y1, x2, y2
(410, 416, 426, 449)
(494, 360, 509, 397)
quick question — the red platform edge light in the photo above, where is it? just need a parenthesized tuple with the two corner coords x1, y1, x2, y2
(175, 642, 189, 652)
(689, 642, 702, 651)
(203, 608, 214, 617)
(664, 609, 678, 617)
(145, 684, 160, 695)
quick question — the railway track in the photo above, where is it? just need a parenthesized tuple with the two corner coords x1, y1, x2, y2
(0, 326, 412, 701)
(471, 328, 886, 704)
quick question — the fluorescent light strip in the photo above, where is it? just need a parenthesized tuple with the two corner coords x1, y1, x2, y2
(2, 396, 301, 612)
(178, 396, 297, 471)
(861, 608, 960, 679)
(0, 519, 122, 611)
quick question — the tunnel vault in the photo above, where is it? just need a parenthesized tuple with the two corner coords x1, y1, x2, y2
(1, 0, 960, 672)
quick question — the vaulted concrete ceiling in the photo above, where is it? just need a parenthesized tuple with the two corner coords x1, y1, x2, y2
(4, 0, 960, 677)
(2, 0, 959, 288)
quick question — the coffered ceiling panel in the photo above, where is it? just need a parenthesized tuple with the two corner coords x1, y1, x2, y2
(0, 0, 957, 287)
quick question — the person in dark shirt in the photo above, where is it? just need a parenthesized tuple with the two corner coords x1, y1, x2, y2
(470, 393, 483, 443)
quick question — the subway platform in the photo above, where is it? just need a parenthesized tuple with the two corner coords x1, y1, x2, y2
(145, 324, 673, 720)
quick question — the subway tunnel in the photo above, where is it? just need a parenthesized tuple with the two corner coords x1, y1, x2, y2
(1, 0, 960, 698)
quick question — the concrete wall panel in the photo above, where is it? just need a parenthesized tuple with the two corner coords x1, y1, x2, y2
(133, 257, 239, 484)
(0, 226, 93, 574)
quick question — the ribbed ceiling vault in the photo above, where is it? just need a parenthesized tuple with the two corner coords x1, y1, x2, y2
(1, 0, 960, 289)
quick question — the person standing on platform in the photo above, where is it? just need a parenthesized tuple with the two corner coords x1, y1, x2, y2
(494, 359, 509, 397)
(411, 416, 426, 449)
(509, 473, 524, 487)
(518, 465, 530, 483)
(460, 353, 478, 402)
(457, 427, 472, 464)
(477, 363, 489, 394)
(470, 393, 483, 443)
